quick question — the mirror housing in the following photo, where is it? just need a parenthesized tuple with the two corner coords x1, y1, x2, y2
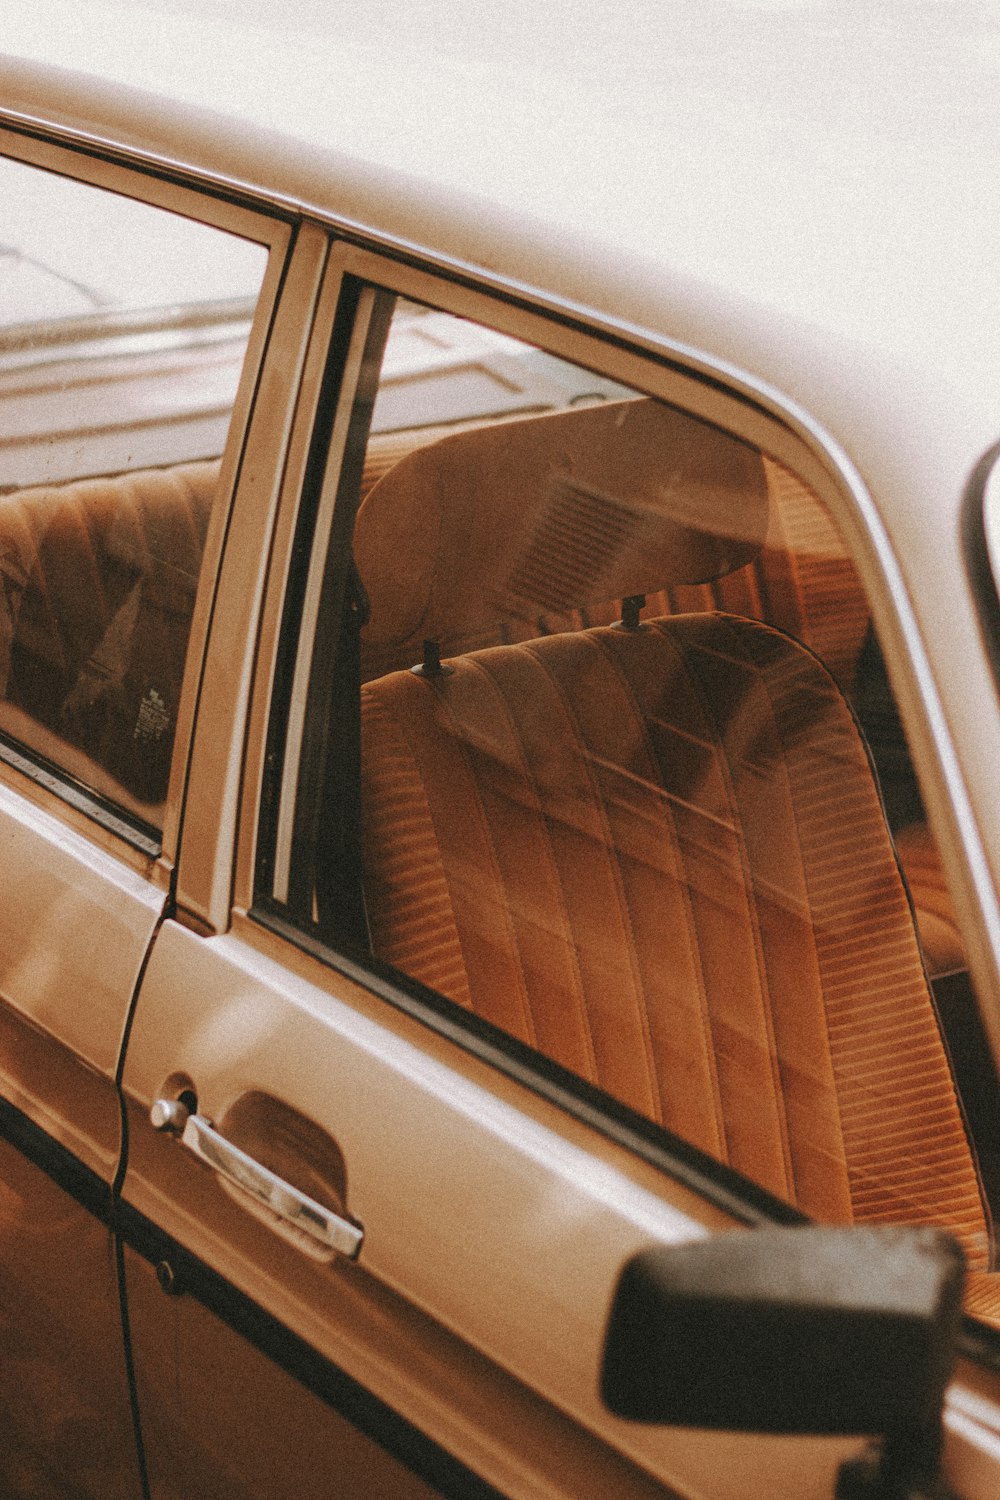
(601, 1226, 964, 1498)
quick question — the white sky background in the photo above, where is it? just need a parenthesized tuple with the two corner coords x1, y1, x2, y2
(0, 154, 267, 321)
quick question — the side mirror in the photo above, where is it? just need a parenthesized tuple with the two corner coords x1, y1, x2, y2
(601, 1225, 964, 1499)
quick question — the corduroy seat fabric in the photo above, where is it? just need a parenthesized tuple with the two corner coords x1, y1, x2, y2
(356, 418, 867, 691)
(356, 409, 960, 976)
(356, 395, 996, 1306)
(361, 617, 991, 1267)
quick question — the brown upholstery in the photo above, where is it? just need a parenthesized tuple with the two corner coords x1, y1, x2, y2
(758, 458, 872, 695)
(357, 417, 960, 977)
(361, 619, 990, 1265)
(533, 458, 870, 695)
(0, 461, 218, 805)
(963, 1272, 1000, 1323)
(356, 396, 995, 1302)
(356, 420, 856, 687)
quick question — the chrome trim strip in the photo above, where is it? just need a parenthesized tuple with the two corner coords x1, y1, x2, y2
(0, 734, 160, 856)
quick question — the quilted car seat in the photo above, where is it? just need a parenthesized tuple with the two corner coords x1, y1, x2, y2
(354, 398, 998, 1315)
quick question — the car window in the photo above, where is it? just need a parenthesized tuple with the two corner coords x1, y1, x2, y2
(261, 285, 1000, 1327)
(0, 154, 268, 829)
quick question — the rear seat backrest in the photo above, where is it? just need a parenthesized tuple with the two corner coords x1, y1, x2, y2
(0, 459, 219, 804)
(534, 460, 868, 692)
(357, 421, 870, 692)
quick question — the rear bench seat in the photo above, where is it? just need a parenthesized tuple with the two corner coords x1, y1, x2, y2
(0, 460, 219, 808)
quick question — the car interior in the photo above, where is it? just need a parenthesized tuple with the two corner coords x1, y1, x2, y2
(0, 292, 998, 1329)
(349, 349, 1000, 1325)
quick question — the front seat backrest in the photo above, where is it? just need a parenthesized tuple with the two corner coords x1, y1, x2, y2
(356, 397, 992, 1280)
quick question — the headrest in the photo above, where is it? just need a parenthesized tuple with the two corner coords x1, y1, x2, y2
(355, 398, 768, 653)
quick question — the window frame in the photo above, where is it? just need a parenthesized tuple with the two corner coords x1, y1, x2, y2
(237, 250, 840, 1212)
(0, 122, 291, 864)
(222, 239, 1000, 1359)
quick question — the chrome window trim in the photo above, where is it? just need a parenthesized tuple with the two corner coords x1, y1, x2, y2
(0, 117, 282, 240)
(175, 225, 331, 928)
(0, 735, 160, 858)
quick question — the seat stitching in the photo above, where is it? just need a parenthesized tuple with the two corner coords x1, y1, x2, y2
(466, 648, 600, 1081)
(568, 626, 737, 1143)
(652, 613, 805, 1205)
(426, 659, 543, 1050)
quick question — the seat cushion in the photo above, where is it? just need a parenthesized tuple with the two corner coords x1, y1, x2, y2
(361, 613, 990, 1266)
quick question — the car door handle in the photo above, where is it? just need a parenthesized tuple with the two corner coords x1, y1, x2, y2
(150, 1099, 364, 1260)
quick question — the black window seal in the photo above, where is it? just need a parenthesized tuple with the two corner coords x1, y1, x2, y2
(0, 730, 161, 857)
(256, 279, 393, 923)
(962, 441, 1000, 693)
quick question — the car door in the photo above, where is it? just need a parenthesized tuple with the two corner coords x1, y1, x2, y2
(0, 128, 283, 1497)
(118, 241, 1000, 1499)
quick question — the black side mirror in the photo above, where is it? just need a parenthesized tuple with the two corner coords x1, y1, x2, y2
(601, 1225, 964, 1499)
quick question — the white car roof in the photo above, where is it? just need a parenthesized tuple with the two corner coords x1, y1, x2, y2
(2, 2, 1000, 488)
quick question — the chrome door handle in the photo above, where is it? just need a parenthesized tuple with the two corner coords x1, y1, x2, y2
(150, 1099, 363, 1260)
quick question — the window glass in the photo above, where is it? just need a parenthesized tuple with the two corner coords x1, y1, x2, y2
(0, 155, 268, 826)
(270, 288, 1000, 1327)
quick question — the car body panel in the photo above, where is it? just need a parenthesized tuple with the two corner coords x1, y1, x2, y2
(0, 112, 289, 1495)
(0, 774, 160, 1162)
(0, 732, 162, 1500)
(0, 1135, 142, 1498)
(120, 1243, 453, 1500)
(120, 914, 867, 1499)
(0, 520, 163, 1500)
(121, 226, 1000, 1495)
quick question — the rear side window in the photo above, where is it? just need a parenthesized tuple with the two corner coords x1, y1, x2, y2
(262, 286, 1000, 1328)
(0, 154, 268, 830)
